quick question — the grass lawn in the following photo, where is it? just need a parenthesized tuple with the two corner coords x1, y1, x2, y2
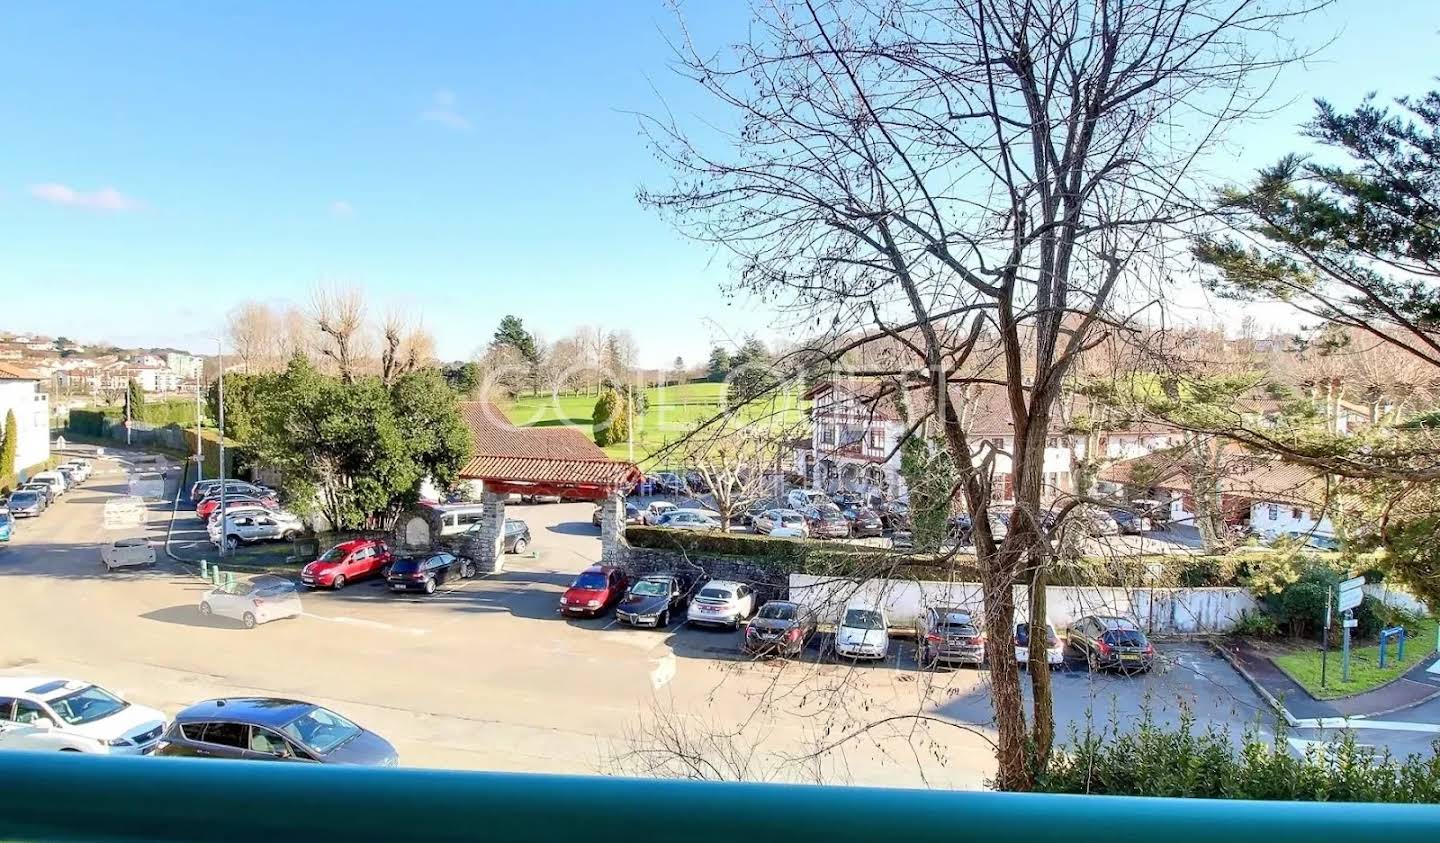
(1272, 617, 1439, 699)
(503, 382, 807, 466)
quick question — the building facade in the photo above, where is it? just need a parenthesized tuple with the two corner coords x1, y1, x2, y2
(0, 364, 51, 476)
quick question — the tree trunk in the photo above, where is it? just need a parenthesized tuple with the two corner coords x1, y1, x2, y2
(982, 546, 1028, 790)
(1027, 558, 1054, 774)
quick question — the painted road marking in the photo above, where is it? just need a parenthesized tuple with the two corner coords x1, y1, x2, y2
(303, 612, 428, 636)
(650, 653, 676, 689)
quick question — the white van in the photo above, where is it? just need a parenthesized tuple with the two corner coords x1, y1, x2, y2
(432, 504, 489, 537)
(30, 472, 67, 497)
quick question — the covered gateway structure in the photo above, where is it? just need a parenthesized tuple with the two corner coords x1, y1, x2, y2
(450, 402, 641, 572)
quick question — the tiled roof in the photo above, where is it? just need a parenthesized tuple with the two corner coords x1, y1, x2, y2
(1099, 450, 1326, 506)
(460, 455, 642, 487)
(457, 401, 608, 461)
(0, 362, 41, 380)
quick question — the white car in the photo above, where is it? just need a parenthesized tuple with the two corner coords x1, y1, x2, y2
(785, 489, 828, 511)
(655, 509, 722, 531)
(686, 580, 758, 628)
(0, 677, 166, 754)
(30, 471, 68, 497)
(754, 508, 809, 537)
(642, 501, 678, 525)
(834, 606, 889, 660)
(208, 510, 306, 549)
(59, 459, 92, 483)
(199, 574, 303, 629)
(1015, 621, 1065, 667)
(101, 537, 156, 571)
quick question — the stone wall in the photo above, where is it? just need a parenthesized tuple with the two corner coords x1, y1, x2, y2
(621, 546, 789, 603)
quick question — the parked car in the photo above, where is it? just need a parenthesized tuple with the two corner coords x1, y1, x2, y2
(1108, 509, 1151, 535)
(683, 471, 710, 494)
(592, 502, 642, 528)
(916, 607, 985, 667)
(56, 465, 81, 489)
(752, 508, 808, 537)
(743, 600, 816, 658)
(386, 552, 471, 594)
(30, 471, 68, 497)
(301, 539, 394, 589)
(948, 515, 974, 546)
(1067, 615, 1155, 673)
(841, 505, 885, 538)
(615, 573, 693, 627)
(642, 500, 678, 525)
(686, 580, 758, 629)
(197, 492, 279, 521)
(1014, 621, 1065, 667)
(199, 575, 303, 628)
(503, 518, 532, 552)
(830, 491, 865, 510)
(156, 698, 397, 766)
(558, 565, 629, 617)
(1131, 498, 1170, 528)
(1075, 506, 1120, 537)
(189, 479, 271, 504)
(881, 500, 911, 531)
(737, 498, 781, 528)
(209, 510, 306, 550)
(59, 459, 92, 483)
(987, 507, 1011, 541)
(205, 503, 273, 529)
(101, 537, 156, 571)
(20, 481, 56, 507)
(6, 490, 45, 517)
(805, 504, 852, 539)
(785, 488, 828, 511)
(834, 606, 889, 660)
(656, 509, 722, 531)
(651, 471, 688, 495)
(1283, 530, 1341, 551)
(0, 508, 11, 544)
(0, 677, 166, 755)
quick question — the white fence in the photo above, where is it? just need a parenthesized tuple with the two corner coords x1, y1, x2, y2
(787, 574, 1260, 634)
(1364, 583, 1430, 617)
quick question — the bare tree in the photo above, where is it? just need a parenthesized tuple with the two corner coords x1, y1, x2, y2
(681, 423, 799, 527)
(310, 284, 367, 383)
(380, 310, 435, 386)
(641, 0, 1313, 789)
(226, 301, 278, 374)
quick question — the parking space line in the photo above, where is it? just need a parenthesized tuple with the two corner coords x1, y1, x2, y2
(303, 612, 428, 636)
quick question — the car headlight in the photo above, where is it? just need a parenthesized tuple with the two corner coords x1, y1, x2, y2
(586, 600, 601, 608)
(105, 737, 133, 747)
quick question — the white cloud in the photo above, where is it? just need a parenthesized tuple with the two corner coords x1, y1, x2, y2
(329, 200, 354, 217)
(420, 88, 472, 131)
(29, 183, 141, 211)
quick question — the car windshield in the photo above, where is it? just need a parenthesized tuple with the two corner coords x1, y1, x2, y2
(632, 580, 669, 597)
(573, 572, 608, 590)
(780, 514, 805, 525)
(9, 493, 37, 504)
(317, 546, 349, 562)
(48, 685, 129, 725)
(1103, 629, 1147, 646)
(758, 604, 797, 621)
(281, 706, 362, 755)
(699, 587, 734, 600)
(1016, 624, 1060, 646)
(843, 609, 883, 630)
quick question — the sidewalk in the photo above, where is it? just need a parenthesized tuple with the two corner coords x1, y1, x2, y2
(1220, 640, 1440, 724)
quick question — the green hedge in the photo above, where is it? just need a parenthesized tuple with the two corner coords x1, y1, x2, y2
(68, 409, 106, 437)
(76, 400, 201, 427)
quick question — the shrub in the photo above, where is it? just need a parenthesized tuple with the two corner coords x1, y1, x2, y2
(1034, 708, 1440, 801)
(1231, 609, 1280, 638)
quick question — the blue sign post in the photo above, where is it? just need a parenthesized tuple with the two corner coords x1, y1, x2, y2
(1379, 626, 1407, 668)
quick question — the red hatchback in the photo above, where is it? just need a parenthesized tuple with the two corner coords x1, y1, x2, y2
(301, 539, 394, 590)
(198, 494, 279, 521)
(558, 565, 628, 617)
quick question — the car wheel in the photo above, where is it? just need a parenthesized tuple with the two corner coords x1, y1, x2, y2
(282, 530, 299, 541)
(59, 747, 82, 752)
(199, 602, 213, 616)
(513, 538, 528, 554)
(332, 575, 347, 590)
(460, 560, 476, 579)
(424, 578, 437, 595)
(242, 612, 257, 629)
(225, 535, 239, 552)
(380, 562, 392, 578)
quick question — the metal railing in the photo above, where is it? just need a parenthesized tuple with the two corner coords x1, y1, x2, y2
(0, 752, 1438, 843)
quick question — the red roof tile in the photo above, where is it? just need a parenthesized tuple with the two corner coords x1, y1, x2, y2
(0, 362, 41, 380)
(460, 455, 641, 487)
(458, 401, 608, 461)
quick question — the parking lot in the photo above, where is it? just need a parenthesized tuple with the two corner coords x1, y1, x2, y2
(1, 450, 1290, 787)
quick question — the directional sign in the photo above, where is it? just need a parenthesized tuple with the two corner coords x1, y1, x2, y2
(1338, 575, 1365, 611)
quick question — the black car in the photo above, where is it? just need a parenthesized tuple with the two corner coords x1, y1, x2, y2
(947, 515, 974, 546)
(503, 518, 531, 553)
(650, 472, 687, 495)
(386, 552, 470, 594)
(881, 501, 911, 531)
(592, 502, 642, 528)
(683, 471, 710, 494)
(1108, 509, 1150, 535)
(155, 697, 397, 766)
(841, 505, 885, 538)
(831, 491, 864, 510)
(615, 573, 693, 627)
(743, 600, 816, 658)
(1068, 615, 1155, 673)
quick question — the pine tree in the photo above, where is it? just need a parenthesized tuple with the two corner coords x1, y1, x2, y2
(0, 410, 16, 479)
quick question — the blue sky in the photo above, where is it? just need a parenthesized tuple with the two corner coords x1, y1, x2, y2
(0, 1, 1435, 366)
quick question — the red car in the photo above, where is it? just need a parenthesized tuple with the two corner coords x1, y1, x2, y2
(197, 494, 279, 521)
(301, 539, 394, 590)
(558, 565, 628, 617)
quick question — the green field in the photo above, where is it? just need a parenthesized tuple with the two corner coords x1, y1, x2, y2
(1273, 617, 1439, 700)
(503, 382, 806, 466)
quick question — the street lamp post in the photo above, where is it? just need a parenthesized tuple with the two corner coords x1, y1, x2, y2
(216, 341, 227, 558)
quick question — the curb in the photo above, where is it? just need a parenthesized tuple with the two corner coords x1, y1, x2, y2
(1208, 639, 1299, 727)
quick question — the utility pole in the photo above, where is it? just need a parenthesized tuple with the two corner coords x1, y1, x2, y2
(193, 375, 204, 484)
(627, 380, 635, 464)
(1321, 586, 1332, 689)
(217, 341, 227, 558)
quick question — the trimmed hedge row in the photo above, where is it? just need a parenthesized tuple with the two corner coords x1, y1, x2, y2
(78, 399, 201, 427)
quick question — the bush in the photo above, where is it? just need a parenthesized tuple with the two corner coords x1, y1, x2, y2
(1231, 609, 1280, 637)
(1034, 708, 1440, 801)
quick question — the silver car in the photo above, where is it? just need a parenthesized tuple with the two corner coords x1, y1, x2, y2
(686, 580, 758, 629)
(753, 508, 808, 536)
(655, 509, 721, 531)
(198, 575, 303, 629)
(210, 511, 305, 550)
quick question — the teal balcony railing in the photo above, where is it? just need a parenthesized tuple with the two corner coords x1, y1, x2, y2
(1, 752, 1438, 842)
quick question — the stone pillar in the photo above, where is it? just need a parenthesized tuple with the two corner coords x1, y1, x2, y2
(470, 491, 507, 574)
(600, 490, 624, 564)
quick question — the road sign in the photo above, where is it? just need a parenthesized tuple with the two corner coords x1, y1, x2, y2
(1343, 618, 1358, 628)
(1338, 575, 1365, 611)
